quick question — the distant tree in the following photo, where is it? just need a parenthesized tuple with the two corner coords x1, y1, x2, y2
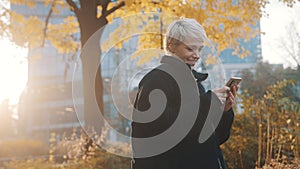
(278, 21, 300, 70)
(241, 61, 300, 100)
(223, 80, 300, 169)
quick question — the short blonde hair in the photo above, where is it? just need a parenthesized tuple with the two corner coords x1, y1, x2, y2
(164, 18, 207, 54)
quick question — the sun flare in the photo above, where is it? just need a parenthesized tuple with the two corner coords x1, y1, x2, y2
(0, 39, 28, 105)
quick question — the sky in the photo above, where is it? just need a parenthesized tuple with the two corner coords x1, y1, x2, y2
(0, 0, 299, 105)
(260, 0, 300, 67)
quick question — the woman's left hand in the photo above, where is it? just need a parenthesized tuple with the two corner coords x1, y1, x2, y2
(224, 85, 238, 112)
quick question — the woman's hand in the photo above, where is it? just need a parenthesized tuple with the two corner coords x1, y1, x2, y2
(224, 85, 238, 112)
(212, 85, 238, 112)
(212, 86, 230, 105)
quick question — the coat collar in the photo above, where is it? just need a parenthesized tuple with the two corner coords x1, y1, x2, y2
(160, 55, 208, 82)
(160, 55, 187, 67)
(192, 69, 208, 82)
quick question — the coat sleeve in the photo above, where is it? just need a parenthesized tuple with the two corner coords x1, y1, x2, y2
(186, 90, 223, 139)
(195, 82, 234, 145)
(215, 108, 234, 145)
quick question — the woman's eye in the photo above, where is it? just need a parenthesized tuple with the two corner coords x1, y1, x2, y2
(186, 47, 193, 51)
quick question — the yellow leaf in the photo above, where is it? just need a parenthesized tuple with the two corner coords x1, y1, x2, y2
(205, 55, 217, 65)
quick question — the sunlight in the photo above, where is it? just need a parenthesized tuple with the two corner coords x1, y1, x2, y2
(0, 39, 28, 105)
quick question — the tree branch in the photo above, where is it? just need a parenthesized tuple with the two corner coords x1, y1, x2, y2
(65, 0, 79, 16)
(282, 41, 296, 58)
(281, 40, 300, 66)
(102, 1, 125, 18)
(42, 0, 56, 47)
(100, 0, 110, 16)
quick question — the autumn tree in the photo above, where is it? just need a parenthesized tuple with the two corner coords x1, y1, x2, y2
(241, 61, 300, 100)
(254, 80, 299, 167)
(278, 21, 300, 70)
(223, 80, 300, 169)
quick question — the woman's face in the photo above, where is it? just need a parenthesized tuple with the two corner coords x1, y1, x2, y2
(172, 42, 203, 67)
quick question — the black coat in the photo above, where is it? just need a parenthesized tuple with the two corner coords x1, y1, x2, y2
(131, 55, 234, 169)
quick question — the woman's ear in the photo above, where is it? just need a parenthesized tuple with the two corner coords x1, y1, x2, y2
(168, 44, 175, 54)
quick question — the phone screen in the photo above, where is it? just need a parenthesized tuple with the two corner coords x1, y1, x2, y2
(226, 77, 242, 87)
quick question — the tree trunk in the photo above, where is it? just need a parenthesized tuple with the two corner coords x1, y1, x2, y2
(266, 109, 270, 164)
(276, 144, 282, 161)
(270, 128, 275, 160)
(76, 1, 108, 135)
(257, 105, 262, 168)
(239, 150, 244, 169)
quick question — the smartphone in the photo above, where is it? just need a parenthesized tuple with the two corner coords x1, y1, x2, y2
(226, 77, 242, 88)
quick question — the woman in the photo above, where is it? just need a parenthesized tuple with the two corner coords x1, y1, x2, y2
(131, 18, 238, 169)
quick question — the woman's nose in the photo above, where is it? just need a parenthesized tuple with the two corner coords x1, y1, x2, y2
(192, 53, 199, 59)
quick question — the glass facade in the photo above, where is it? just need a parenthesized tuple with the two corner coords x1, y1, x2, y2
(219, 24, 262, 81)
(13, 2, 82, 141)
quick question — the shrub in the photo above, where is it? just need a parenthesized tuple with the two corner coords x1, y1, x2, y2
(0, 139, 48, 158)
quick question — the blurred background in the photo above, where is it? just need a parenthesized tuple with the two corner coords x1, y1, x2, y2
(0, 0, 299, 168)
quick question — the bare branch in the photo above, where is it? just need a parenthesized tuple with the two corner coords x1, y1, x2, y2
(65, 0, 79, 16)
(280, 38, 300, 64)
(281, 39, 296, 56)
(290, 22, 300, 39)
(277, 21, 300, 67)
(102, 1, 125, 18)
(282, 43, 298, 64)
(42, 0, 56, 47)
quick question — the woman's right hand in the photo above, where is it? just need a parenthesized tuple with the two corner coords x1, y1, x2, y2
(212, 86, 230, 105)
